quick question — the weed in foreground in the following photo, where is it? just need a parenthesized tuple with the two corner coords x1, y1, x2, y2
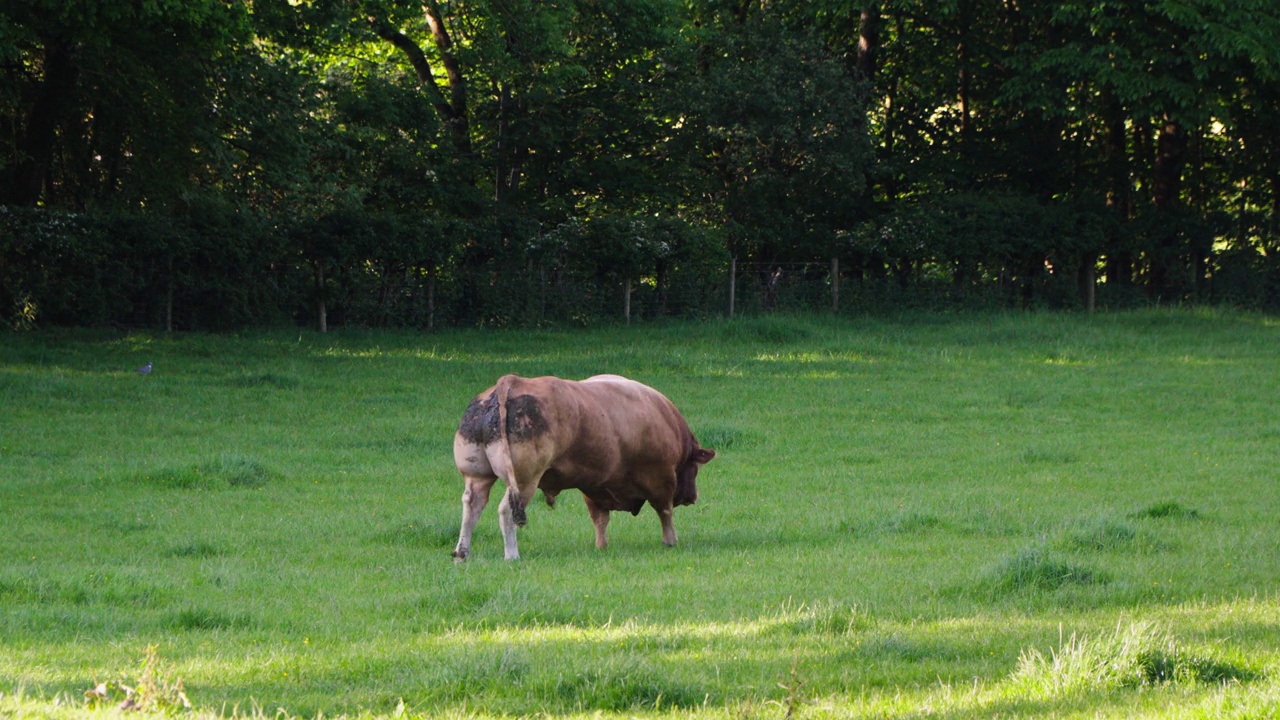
(84, 645, 191, 713)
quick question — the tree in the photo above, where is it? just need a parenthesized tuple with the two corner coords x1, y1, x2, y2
(680, 2, 873, 269)
(1, 0, 252, 208)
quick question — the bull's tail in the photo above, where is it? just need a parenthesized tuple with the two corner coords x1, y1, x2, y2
(496, 374, 527, 527)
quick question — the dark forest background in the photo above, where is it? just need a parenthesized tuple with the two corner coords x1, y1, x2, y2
(4, 0, 1280, 330)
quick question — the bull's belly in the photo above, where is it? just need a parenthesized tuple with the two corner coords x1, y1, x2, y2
(539, 469, 650, 515)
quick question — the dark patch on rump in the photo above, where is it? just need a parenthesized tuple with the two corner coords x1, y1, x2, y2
(458, 390, 499, 444)
(505, 393, 549, 442)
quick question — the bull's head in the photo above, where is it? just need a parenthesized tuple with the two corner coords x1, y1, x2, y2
(674, 445, 715, 506)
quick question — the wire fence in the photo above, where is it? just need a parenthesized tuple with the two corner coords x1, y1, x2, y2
(237, 257, 1081, 332)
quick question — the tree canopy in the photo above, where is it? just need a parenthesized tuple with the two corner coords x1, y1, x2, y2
(4, 0, 1280, 328)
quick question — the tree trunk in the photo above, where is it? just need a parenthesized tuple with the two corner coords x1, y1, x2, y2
(856, 6, 880, 81)
(655, 261, 668, 317)
(370, 6, 471, 160)
(10, 38, 79, 206)
(1150, 117, 1187, 299)
(165, 255, 174, 333)
(1077, 256, 1096, 313)
(315, 263, 328, 333)
(494, 82, 524, 206)
(956, 1, 973, 156)
(423, 2, 472, 158)
(1102, 92, 1132, 290)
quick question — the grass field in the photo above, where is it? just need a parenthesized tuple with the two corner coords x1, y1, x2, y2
(2, 309, 1278, 719)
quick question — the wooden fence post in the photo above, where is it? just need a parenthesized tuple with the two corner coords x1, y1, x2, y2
(165, 255, 174, 334)
(315, 264, 328, 333)
(427, 274, 435, 331)
(624, 278, 632, 325)
(831, 256, 840, 313)
(728, 256, 737, 319)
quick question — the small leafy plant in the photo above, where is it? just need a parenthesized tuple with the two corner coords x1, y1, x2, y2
(84, 645, 191, 713)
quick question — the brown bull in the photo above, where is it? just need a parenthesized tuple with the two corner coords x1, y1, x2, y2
(451, 374, 715, 561)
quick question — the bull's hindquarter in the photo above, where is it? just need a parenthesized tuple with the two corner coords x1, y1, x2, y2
(450, 374, 709, 561)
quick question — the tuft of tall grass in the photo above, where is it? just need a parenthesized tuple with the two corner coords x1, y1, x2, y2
(166, 541, 222, 558)
(980, 547, 1108, 595)
(1130, 500, 1203, 521)
(166, 608, 256, 632)
(1055, 515, 1143, 552)
(541, 657, 706, 711)
(1011, 621, 1259, 697)
(226, 372, 301, 390)
(767, 600, 866, 636)
(840, 509, 946, 537)
(374, 518, 458, 549)
(135, 453, 276, 490)
(694, 425, 756, 451)
(716, 315, 815, 345)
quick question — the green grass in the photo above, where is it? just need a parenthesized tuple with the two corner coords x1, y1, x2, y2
(1, 309, 1279, 718)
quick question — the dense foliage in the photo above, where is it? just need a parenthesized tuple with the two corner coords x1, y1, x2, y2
(4, 1, 1280, 328)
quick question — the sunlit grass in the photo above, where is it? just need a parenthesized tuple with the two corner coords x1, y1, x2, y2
(2, 309, 1279, 718)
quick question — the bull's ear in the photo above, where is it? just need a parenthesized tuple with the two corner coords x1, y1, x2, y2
(693, 447, 716, 464)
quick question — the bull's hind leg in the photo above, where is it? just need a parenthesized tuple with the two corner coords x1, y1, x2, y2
(497, 472, 544, 561)
(497, 485, 525, 561)
(453, 475, 495, 562)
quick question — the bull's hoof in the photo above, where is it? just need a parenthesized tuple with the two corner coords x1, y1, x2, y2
(452, 549, 469, 562)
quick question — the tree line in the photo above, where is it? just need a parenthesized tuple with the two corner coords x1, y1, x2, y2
(4, 0, 1280, 330)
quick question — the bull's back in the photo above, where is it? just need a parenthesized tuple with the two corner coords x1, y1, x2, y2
(558, 376, 687, 469)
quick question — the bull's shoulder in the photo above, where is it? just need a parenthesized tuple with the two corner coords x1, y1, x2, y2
(581, 374, 632, 383)
(580, 374, 648, 389)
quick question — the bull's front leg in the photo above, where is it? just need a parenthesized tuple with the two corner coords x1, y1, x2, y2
(453, 475, 494, 562)
(583, 496, 611, 549)
(655, 502, 677, 547)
